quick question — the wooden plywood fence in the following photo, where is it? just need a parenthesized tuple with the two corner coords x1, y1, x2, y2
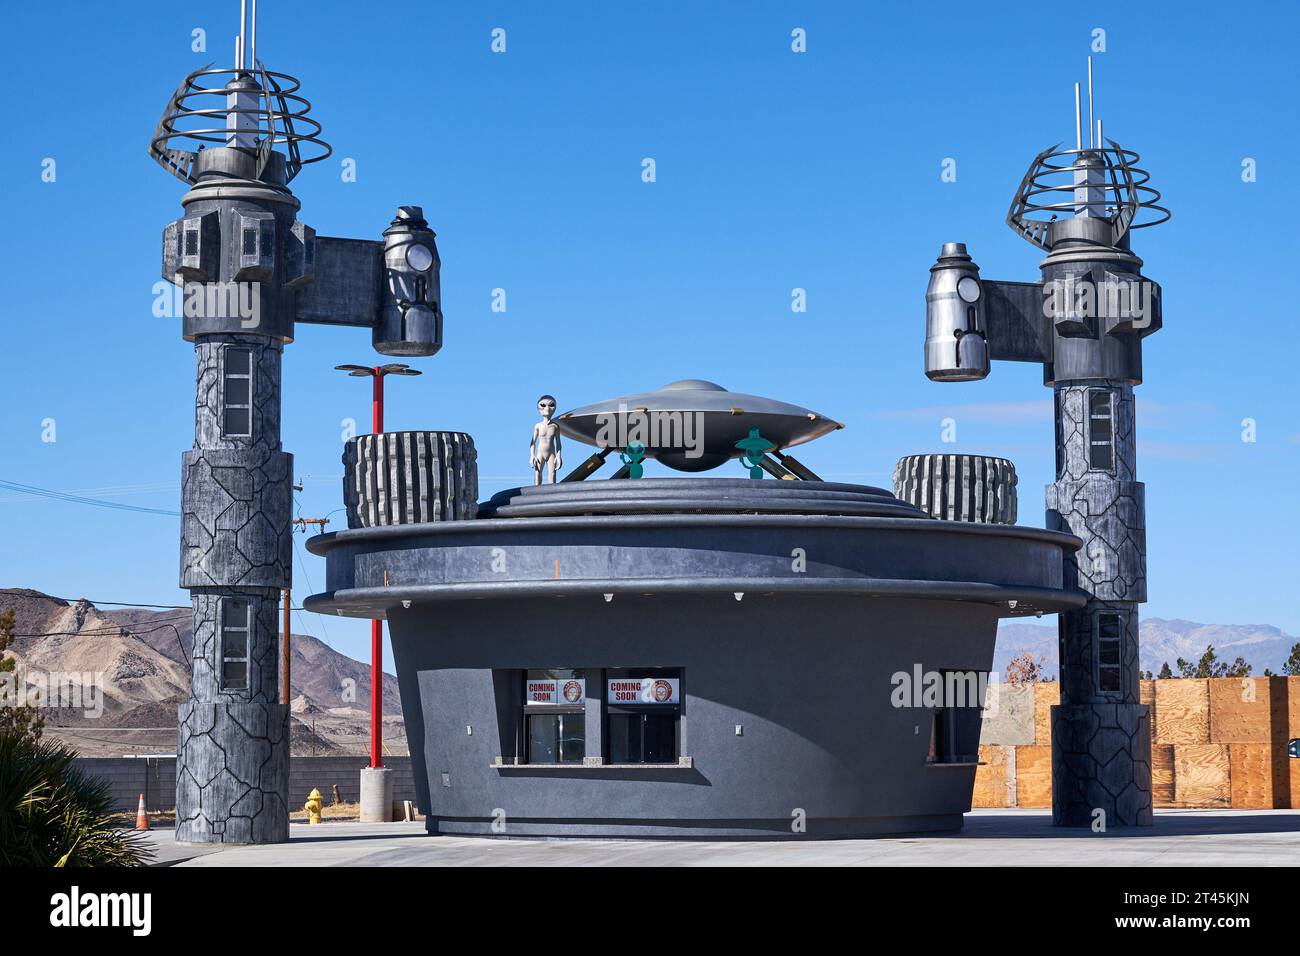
(973, 677, 1300, 809)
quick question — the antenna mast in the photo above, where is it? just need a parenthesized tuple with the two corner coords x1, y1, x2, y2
(1087, 55, 1095, 148)
(1074, 83, 1082, 151)
(237, 0, 246, 70)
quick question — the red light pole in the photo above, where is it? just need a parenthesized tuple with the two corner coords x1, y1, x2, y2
(335, 363, 421, 769)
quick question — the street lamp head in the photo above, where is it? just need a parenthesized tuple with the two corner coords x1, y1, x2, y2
(378, 363, 422, 377)
(335, 364, 376, 377)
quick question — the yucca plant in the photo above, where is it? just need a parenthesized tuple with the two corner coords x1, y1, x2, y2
(0, 731, 154, 867)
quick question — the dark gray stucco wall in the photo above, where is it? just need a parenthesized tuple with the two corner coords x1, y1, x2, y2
(388, 593, 999, 838)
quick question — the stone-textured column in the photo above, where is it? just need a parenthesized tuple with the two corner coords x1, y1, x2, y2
(176, 335, 292, 843)
(1047, 381, 1152, 826)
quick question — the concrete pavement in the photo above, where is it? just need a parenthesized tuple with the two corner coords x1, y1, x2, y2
(141, 809, 1300, 866)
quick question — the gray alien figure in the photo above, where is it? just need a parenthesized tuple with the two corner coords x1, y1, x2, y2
(530, 394, 563, 485)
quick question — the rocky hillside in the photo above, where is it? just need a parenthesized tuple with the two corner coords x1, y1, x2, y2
(0, 588, 405, 756)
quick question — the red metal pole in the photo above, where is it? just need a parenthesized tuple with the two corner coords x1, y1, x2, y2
(370, 368, 384, 769)
(370, 619, 382, 768)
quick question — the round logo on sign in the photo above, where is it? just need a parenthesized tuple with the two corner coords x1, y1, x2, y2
(653, 679, 672, 703)
(562, 680, 582, 703)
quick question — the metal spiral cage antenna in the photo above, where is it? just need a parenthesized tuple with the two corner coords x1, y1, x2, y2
(149, 63, 332, 185)
(1005, 140, 1170, 250)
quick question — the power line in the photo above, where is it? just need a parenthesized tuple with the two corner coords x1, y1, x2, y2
(291, 520, 333, 647)
(0, 480, 178, 504)
(12, 616, 191, 639)
(0, 590, 190, 610)
(44, 727, 182, 733)
(12, 617, 192, 663)
(44, 599, 188, 610)
(0, 592, 323, 617)
(0, 478, 180, 516)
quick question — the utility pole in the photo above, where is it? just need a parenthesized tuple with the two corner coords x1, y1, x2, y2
(282, 515, 329, 706)
(335, 364, 421, 772)
(281, 587, 290, 706)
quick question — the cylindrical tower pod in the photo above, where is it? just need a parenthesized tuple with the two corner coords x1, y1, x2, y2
(167, 148, 306, 344)
(374, 206, 442, 356)
(925, 243, 990, 382)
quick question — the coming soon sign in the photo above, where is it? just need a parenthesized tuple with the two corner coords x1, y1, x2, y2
(525, 678, 586, 704)
(606, 678, 680, 705)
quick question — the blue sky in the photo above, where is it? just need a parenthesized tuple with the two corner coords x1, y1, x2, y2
(1, 1, 1296, 667)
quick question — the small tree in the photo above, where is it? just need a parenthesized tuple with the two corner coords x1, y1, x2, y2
(1175, 644, 1252, 679)
(1157, 661, 1173, 680)
(1004, 651, 1047, 684)
(1223, 656, 1253, 678)
(1282, 642, 1300, 677)
(0, 608, 44, 744)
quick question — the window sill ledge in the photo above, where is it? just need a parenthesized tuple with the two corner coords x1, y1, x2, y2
(925, 761, 981, 768)
(493, 756, 694, 770)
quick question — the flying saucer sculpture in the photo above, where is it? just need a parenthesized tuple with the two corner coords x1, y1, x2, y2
(556, 379, 842, 473)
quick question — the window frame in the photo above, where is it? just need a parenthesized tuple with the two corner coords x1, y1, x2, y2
(1086, 388, 1115, 473)
(1094, 610, 1125, 698)
(218, 598, 252, 692)
(520, 668, 587, 765)
(603, 667, 683, 765)
(221, 346, 254, 439)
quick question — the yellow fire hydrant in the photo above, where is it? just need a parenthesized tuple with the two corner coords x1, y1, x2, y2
(304, 788, 324, 825)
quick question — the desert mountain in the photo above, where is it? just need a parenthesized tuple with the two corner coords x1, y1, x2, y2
(995, 617, 1297, 679)
(0, 588, 404, 756)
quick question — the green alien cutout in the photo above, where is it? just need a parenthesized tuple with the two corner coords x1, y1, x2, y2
(620, 442, 647, 479)
(735, 428, 775, 479)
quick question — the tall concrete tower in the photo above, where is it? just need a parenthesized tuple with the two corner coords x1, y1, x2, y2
(149, 4, 443, 843)
(923, 60, 1169, 827)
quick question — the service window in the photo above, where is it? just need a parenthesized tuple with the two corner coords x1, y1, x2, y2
(926, 670, 983, 764)
(523, 668, 586, 764)
(605, 668, 682, 764)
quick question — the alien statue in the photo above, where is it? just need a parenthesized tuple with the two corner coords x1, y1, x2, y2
(530, 394, 563, 485)
(735, 428, 775, 479)
(620, 443, 647, 479)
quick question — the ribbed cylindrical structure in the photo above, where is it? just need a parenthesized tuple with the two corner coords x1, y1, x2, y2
(892, 454, 1017, 525)
(343, 431, 478, 528)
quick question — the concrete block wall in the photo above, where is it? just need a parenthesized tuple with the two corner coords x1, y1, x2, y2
(73, 756, 417, 813)
(975, 677, 1300, 810)
(73, 757, 178, 813)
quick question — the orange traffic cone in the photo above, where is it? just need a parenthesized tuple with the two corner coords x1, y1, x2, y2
(134, 794, 150, 831)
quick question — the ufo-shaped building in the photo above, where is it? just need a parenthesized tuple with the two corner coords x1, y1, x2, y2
(306, 381, 1082, 838)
